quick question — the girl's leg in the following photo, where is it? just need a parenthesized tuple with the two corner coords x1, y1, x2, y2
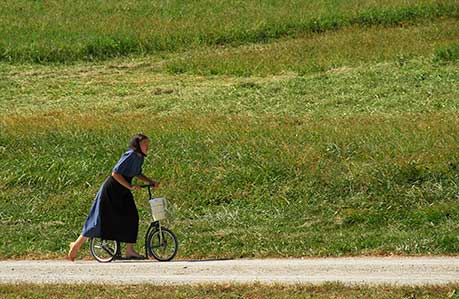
(125, 243, 143, 258)
(68, 235, 88, 261)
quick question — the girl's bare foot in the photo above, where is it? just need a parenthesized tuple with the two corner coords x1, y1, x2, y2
(67, 236, 87, 261)
(125, 249, 145, 259)
(67, 242, 77, 262)
(125, 252, 142, 258)
(125, 243, 144, 259)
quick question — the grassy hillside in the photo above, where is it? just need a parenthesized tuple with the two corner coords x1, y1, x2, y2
(0, 0, 458, 62)
(0, 1, 459, 259)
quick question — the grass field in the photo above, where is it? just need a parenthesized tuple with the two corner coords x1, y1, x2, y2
(1, 283, 459, 299)
(1, 1, 458, 63)
(1, 1, 459, 260)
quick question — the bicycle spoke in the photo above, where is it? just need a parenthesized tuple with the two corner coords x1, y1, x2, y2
(102, 244, 115, 256)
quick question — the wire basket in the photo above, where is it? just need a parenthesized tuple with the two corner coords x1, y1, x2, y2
(149, 198, 167, 221)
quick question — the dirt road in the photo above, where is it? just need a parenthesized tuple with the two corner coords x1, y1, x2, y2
(1, 257, 458, 285)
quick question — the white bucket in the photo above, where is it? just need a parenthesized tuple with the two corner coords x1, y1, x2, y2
(149, 198, 167, 221)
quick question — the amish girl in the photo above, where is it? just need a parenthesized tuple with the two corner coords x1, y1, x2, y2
(68, 134, 157, 261)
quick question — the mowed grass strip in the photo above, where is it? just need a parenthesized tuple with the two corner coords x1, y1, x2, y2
(1, 113, 459, 259)
(0, 0, 458, 62)
(1, 283, 459, 299)
(1, 56, 458, 115)
(165, 18, 459, 76)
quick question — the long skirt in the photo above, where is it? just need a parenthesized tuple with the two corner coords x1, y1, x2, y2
(81, 175, 139, 243)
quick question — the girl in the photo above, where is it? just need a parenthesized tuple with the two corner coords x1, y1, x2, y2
(68, 134, 157, 261)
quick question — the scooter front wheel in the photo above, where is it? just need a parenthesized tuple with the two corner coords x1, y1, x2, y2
(146, 227, 178, 261)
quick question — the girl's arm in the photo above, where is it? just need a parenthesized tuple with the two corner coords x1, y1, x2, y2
(136, 174, 158, 187)
(111, 172, 140, 190)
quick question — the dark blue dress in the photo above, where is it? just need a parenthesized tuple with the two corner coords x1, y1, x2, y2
(82, 149, 144, 243)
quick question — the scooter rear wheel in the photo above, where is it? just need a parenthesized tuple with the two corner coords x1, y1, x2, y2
(90, 238, 120, 263)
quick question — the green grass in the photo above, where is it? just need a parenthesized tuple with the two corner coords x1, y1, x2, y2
(1, 59, 459, 258)
(1, 55, 458, 116)
(1, 283, 459, 299)
(434, 43, 459, 63)
(165, 18, 459, 76)
(2, 112, 459, 258)
(1, 2, 459, 260)
(0, 1, 458, 63)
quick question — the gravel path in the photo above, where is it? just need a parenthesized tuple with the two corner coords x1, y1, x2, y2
(1, 257, 458, 285)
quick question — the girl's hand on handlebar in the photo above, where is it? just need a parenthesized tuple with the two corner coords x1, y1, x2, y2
(149, 180, 159, 188)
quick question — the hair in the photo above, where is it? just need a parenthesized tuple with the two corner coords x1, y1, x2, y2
(128, 133, 149, 156)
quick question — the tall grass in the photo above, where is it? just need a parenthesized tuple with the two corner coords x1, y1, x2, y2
(1, 2, 459, 260)
(165, 18, 459, 76)
(1, 37, 459, 258)
(0, 1, 458, 63)
(434, 43, 459, 63)
(1, 113, 459, 258)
